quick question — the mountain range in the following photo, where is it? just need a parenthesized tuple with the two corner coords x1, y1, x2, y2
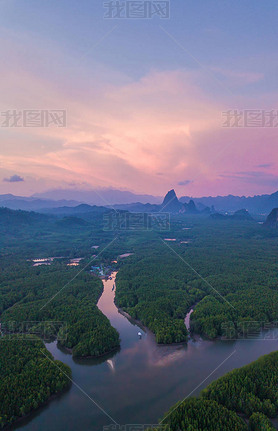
(1, 189, 278, 215)
(33, 189, 162, 206)
(2, 193, 278, 229)
(180, 191, 278, 214)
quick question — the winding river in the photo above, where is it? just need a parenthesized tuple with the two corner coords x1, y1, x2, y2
(15, 272, 278, 431)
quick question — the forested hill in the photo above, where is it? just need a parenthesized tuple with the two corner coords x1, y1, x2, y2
(264, 208, 278, 228)
(0, 335, 71, 429)
(0, 207, 50, 225)
(0, 263, 120, 358)
(155, 351, 278, 431)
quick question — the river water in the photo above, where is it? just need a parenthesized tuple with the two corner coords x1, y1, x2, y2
(15, 272, 278, 431)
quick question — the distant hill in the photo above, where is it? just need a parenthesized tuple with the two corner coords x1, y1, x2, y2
(56, 216, 89, 227)
(0, 194, 80, 211)
(0, 207, 50, 226)
(210, 209, 254, 221)
(158, 190, 201, 214)
(267, 191, 278, 212)
(180, 191, 278, 214)
(107, 189, 278, 215)
(33, 189, 162, 205)
(2, 189, 278, 215)
(41, 203, 109, 216)
(264, 208, 278, 228)
(210, 213, 225, 220)
(109, 190, 203, 214)
(232, 209, 254, 220)
(110, 202, 159, 212)
(161, 189, 183, 213)
(183, 199, 199, 214)
(0, 190, 161, 212)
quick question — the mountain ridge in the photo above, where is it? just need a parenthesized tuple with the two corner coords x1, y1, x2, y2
(1, 189, 278, 214)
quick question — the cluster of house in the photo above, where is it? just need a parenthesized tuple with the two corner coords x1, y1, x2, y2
(90, 259, 120, 278)
(90, 266, 104, 276)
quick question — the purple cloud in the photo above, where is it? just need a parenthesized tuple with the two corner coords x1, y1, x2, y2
(3, 175, 24, 183)
(178, 180, 192, 186)
(256, 163, 273, 169)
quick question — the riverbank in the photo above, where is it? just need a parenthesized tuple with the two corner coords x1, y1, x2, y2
(4, 385, 71, 431)
(0, 336, 71, 431)
(117, 306, 148, 334)
(114, 276, 193, 346)
(158, 351, 278, 431)
(15, 270, 278, 431)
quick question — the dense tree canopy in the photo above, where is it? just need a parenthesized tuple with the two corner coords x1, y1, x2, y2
(0, 262, 120, 357)
(249, 413, 276, 431)
(161, 398, 247, 431)
(0, 335, 71, 429)
(2, 208, 278, 430)
(202, 351, 278, 418)
(156, 351, 278, 431)
(116, 216, 278, 342)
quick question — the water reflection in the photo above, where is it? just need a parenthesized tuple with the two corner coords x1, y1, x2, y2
(107, 359, 116, 373)
(15, 272, 278, 431)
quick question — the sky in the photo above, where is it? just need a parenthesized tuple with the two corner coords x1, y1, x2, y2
(0, 0, 278, 198)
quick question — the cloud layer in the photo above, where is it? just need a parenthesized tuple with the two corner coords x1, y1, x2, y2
(0, 29, 277, 197)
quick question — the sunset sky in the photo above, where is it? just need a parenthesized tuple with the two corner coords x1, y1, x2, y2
(0, 0, 278, 198)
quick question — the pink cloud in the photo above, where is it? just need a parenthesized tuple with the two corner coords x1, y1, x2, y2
(0, 30, 277, 197)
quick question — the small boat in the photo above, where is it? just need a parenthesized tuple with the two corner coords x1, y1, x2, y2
(112, 284, 115, 291)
